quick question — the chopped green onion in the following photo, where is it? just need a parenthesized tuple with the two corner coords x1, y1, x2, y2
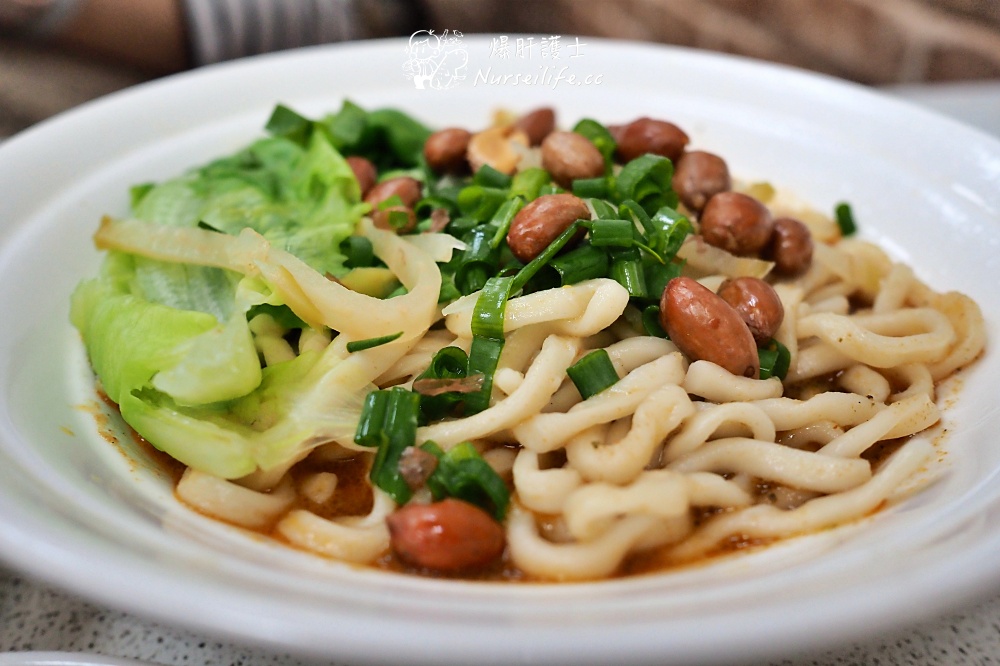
(321, 100, 367, 152)
(414, 346, 471, 421)
(489, 197, 525, 248)
(588, 218, 635, 248)
(758, 339, 791, 380)
(474, 164, 513, 189)
(615, 154, 678, 215)
(648, 206, 693, 261)
(464, 276, 515, 414)
(835, 202, 857, 236)
(643, 258, 682, 302)
(455, 225, 501, 295)
(509, 167, 551, 201)
(572, 118, 617, 165)
(619, 199, 656, 237)
(265, 103, 313, 146)
(376, 194, 404, 210)
(346, 331, 403, 353)
(641, 305, 669, 338)
(414, 195, 459, 218)
(446, 216, 479, 236)
(588, 198, 619, 220)
(471, 276, 513, 340)
(549, 245, 609, 285)
(465, 336, 504, 414)
(340, 236, 376, 268)
(537, 183, 565, 196)
(609, 248, 647, 298)
(354, 387, 422, 504)
(572, 177, 609, 199)
(511, 221, 583, 291)
(420, 441, 511, 521)
(457, 185, 507, 222)
(567, 349, 619, 399)
(196, 220, 223, 233)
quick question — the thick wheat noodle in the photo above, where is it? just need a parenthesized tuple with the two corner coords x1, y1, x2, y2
(663, 402, 778, 462)
(668, 438, 872, 493)
(564, 385, 695, 484)
(275, 489, 394, 562)
(683, 360, 784, 402)
(836, 364, 892, 403)
(416, 335, 580, 448)
(511, 449, 583, 514)
(119, 173, 984, 581)
(176, 469, 296, 529)
(512, 353, 686, 453)
(665, 440, 933, 563)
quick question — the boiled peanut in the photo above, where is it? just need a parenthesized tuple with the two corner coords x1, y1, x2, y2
(346, 156, 377, 198)
(514, 107, 556, 146)
(506, 193, 590, 263)
(660, 276, 759, 378)
(424, 128, 472, 173)
(767, 217, 814, 276)
(371, 205, 417, 234)
(387, 498, 505, 572)
(717, 276, 785, 345)
(699, 191, 774, 256)
(672, 151, 731, 213)
(364, 176, 422, 208)
(541, 131, 605, 188)
(615, 117, 689, 163)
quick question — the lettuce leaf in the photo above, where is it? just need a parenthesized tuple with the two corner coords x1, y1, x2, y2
(71, 115, 385, 478)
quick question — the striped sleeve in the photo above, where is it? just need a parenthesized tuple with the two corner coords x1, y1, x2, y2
(183, 0, 412, 66)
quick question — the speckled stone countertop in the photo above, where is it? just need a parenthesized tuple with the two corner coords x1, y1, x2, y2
(2, 84, 999, 666)
(3, 564, 1000, 665)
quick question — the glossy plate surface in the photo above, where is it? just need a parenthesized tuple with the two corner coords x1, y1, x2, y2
(0, 38, 998, 666)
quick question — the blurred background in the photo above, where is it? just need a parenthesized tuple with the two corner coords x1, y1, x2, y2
(0, 0, 998, 137)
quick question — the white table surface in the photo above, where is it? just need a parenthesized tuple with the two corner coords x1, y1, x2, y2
(2, 81, 999, 666)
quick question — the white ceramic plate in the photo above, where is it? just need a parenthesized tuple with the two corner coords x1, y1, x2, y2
(0, 38, 998, 666)
(0, 653, 153, 666)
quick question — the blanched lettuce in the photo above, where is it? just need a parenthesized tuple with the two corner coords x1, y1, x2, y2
(71, 118, 385, 479)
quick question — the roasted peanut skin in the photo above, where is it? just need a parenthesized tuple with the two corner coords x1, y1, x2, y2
(364, 176, 422, 208)
(346, 156, 378, 198)
(541, 131, 605, 188)
(387, 498, 506, 572)
(717, 277, 785, 345)
(660, 277, 760, 378)
(514, 107, 556, 147)
(768, 217, 814, 276)
(615, 117, 689, 163)
(672, 151, 731, 213)
(699, 191, 774, 256)
(507, 193, 590, 263)
(424, 128, 472, 173)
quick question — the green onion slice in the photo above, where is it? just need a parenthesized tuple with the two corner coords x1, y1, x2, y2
(835, 202, 857, 237)
(509, 167, 551, 202)
(420, 441, 511, 521)
(758, 339, 791, 380)
(354, 387, 422, 504)
(346, 331, 403, 353)
(567, 349, 620, 399)
(615, 154, 678, 215)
